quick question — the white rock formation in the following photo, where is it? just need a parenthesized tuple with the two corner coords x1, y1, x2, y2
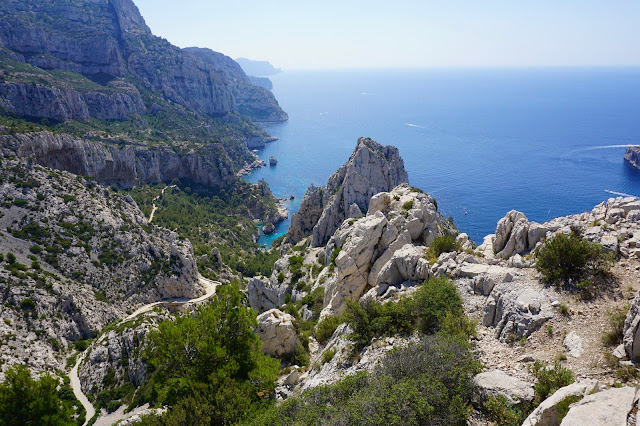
(256, 309, 299, 357)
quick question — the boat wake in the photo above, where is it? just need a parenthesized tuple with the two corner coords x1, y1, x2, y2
(583, 144, 636, 150)
(605, 189, 637, 198)
(405, 123, 426, 129)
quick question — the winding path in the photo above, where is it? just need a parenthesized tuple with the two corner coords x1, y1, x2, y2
(69, 275, 220, 426)
(148, 185, 178, 223)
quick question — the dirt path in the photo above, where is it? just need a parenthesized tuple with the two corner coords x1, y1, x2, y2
(69, 275, 219, 426)
(148, 185, 177, 223)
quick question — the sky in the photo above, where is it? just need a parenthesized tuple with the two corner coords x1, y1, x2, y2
(133, 0, 640, 70)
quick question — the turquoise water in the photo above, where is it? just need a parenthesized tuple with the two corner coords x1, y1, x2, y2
(245, 68, 640, 246)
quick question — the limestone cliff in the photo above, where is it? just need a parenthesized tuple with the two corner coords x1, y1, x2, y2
(625, 146, 640, 170)
(0, 131, 235, 188)
(286, 137, 409, 247)
(184, 47, 288, 122)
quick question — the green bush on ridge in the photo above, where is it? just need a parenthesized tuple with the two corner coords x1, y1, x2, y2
(535, 231, 614, 290)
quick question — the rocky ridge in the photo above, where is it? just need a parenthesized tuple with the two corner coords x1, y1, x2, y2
(184, 47, 288, 122)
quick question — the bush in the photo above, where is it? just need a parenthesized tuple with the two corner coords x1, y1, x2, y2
(6, 252, 16, 264)
(314, 315, 343, 345)
(414, 276, 463, 334)
(484, 395, 529, 426)
(429, 234, 460, 258)
(535, 232, 614, 286)
(345, 297, 415, 347)
(602, 305, 629, 346)
(144, 282, 280, 425)
(248, 335, 480, 426)
(20, 298, 36, 310)
(531, 361, 575, 404)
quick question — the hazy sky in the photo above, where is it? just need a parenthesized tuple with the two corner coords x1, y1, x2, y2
(133, 0, 640, 70)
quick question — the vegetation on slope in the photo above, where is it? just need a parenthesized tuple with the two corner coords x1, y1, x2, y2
(125, 179, 280, 279)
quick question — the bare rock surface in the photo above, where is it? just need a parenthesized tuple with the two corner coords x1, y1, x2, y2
(560, 386, 639, 425)
(256, 309, 299, 357)
(472, 370, 534, 405)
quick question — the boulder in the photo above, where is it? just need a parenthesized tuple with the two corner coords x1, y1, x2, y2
(472, 370, 534, 406)
(563, 332, 584, 358)
(484, 285, 554, 342)
(256, 309, 299, 357)
(560, 386, 639, 425)
(522, 380, 599, 426)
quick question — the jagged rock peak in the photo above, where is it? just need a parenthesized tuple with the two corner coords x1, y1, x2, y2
(286, 137, 409, 247)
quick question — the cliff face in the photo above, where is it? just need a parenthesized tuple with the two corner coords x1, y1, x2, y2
(0, 0, 285, 123)
(286, 137, 409, 247)
(184, 47, 288, 122)
(625, 146, 640, 170)
(1, 131, 235, 188)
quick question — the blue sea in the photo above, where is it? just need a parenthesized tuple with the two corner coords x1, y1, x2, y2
(244, 68, 640, 246)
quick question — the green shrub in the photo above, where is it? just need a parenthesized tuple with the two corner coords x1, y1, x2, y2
(531, 361, 575, 404)
(330, 246, 342, 266)
(602, 305, 629, 346)
(535, 232, 614, 285)
(6, 252, 16, 264)
(556, 394, 582, 420)
(248, 335, 480, 426)
(428, 234, 460, 258)
(414, 276, 463, 334)
(402, 200, 414, 210)
(314, 315, 343, 345)
(0, 364, 74, 424)
(20, 298, 36, 310)
(287, 342, 310, 367)
(322, 348, 337, 365)
(484, 395, 529, 426)
(345, 297, 415, 347)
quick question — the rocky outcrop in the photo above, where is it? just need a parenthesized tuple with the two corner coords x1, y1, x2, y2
(490, 210, 548, 259)
(522, 380, 598, 426)
(248, 277, 288, 313)
(625, 146, 640, 170)
(78, 311, 167, 396)
(1, 131, 235, 188)
(256, 309, 299, 357)
(559, 386, 640, 425)
(287, 138, 409, 247)
(483, 284, 555, 342)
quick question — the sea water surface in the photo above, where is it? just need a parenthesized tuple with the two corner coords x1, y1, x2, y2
(245, 68, 640, 246)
